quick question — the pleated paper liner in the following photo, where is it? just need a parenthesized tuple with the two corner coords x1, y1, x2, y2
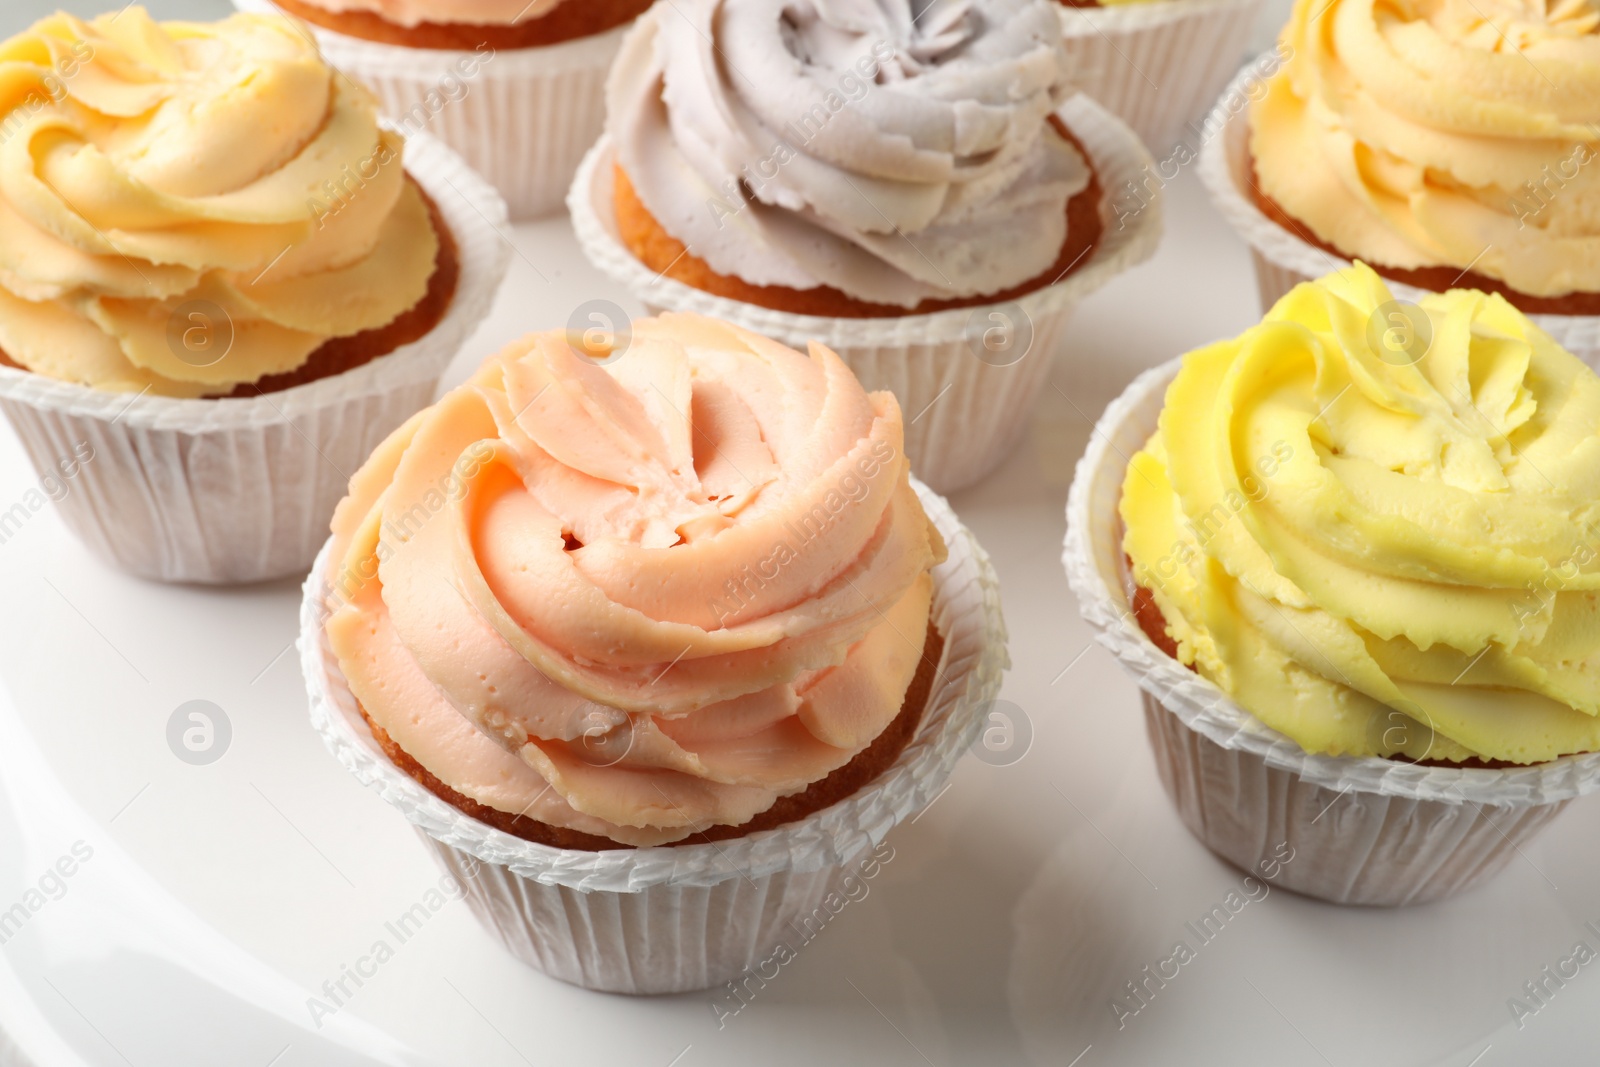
(299, 480, 1009, 992)
(1063, 359, 1600, 906)
(235, 0, 626, 219)
(1198, 62, 1600, 372)
(0, 130, 510, 585)
(568, 93, 1163, 495)
(1058, 0, 1266, 154)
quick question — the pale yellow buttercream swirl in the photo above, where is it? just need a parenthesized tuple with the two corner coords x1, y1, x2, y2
(0, 8, 439, 397)
(1251, 0, 1600, 298)
(1124, 264, 1600, 764)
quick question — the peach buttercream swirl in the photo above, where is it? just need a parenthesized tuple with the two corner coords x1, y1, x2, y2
(324, 314, 945, 846)
(0, 8, 438, 396)
(1252, 0, 1600, 297)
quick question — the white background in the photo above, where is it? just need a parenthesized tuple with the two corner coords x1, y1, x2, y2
(2, 2, 1597, 1065)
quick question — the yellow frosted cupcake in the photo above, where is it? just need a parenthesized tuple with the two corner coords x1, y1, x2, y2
(1248, 0, 1600, 314)
(0, 8, 508, 582)
(1203, 0, 1600, 367)
(1066, 263, 1600, 905)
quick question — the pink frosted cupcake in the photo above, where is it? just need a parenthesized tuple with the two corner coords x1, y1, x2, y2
(301, 312, 1006, 991)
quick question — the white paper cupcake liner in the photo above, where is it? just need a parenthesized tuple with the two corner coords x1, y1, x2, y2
(234, 0, 630, 220)
(568, 93, 1163, 495)
(1062, 359, 1600, 906)
(1057, 0, 1266, 153)
(298, 480, 1009, 993)
(0, 130, 510, 585)
(1198, 62, 1600, 371)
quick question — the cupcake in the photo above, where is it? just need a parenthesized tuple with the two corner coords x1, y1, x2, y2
(1202, 0, 1600, 367)
(1065, 263, 1600, 906)
(0, 9, 508, 583)
(571, 0, 1161, 493)
(1054, 0, 1267, 153)
(300, 313, 1006, 992)
(234, 0, 653, 219)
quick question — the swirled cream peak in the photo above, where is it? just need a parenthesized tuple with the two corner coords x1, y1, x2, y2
(0, 8, 438, 397)
(608, 0, 1087, 308)
(292, 0, 566, 27)
(1252, 0, 1600, 297)
(325, 313, 945, 846)
(1122, 264, 1600, 764)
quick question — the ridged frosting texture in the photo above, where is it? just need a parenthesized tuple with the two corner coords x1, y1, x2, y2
(1122, 264, 1600, 764)
(290, 0, 566, 28)
(607, 0, 1088, 308)
(0, 8, 438, 397)
(1251, 0, 1600, 298)
(325, 313, 944, 846)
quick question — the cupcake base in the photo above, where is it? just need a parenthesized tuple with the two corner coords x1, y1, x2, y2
(271, 0, 651, 48)
(419, 832, 853, 994)
(300, 480, 1008, 994)
(1247, 157, 1600, 317)
(611, 120, 1105, 318)
(1141, 695, 1569, 906)
(1057, 0, 1266, 153)
(357, 622, 944, 851)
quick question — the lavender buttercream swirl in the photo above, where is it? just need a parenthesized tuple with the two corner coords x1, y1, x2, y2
(607, 0, 1088, 308)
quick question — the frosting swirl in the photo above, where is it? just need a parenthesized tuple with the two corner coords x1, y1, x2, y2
(1252, 0, 1600, 298)
(0, 9, 440, 397)
(290, 0, 566, 28)
(1122, 264, 1600, 764)
(325, 313, 945, 845)
(607, 0, 1088, 308)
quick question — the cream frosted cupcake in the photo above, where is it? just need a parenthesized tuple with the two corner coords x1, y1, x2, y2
(1065, 264, 1600, 906)
(1053, 0, 1267, 152)
(300, 312, 1006, 991)
(234, 0, 652, 218)
(571, 0, 1161, 493)
(1203, 0, 1600, 365)
(0, 9, 507, 582)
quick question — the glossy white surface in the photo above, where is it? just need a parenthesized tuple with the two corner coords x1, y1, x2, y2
(3, 2, 1597, 1065)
